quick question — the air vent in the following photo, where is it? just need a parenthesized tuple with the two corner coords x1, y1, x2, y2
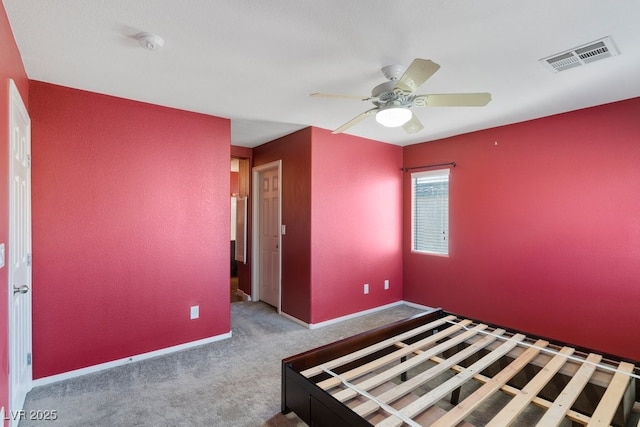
(540, 37, 618, 72)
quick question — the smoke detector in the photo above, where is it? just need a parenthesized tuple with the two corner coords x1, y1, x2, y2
(540, 36, 618, 72)
(136, 32, 164, 51)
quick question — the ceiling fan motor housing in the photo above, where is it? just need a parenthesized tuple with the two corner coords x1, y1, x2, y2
(372, 80, 395, 97)
(372, 80, 412, 107)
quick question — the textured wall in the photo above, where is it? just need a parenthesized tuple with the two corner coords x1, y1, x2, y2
(253, 128, 313, 322)
(253, 128, 404, 325)
(403, 98, 640, 360)
(30, 82, 231, 378)
(310, 128, 403, 323)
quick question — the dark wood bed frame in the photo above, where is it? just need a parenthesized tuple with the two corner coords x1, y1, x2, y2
(282, 308, 639, 427)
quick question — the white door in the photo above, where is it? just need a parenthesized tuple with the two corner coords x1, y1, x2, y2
(8, 79, 33, 424)
(252, 162, 281, 309)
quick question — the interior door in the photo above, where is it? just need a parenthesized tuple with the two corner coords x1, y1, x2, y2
(257, 166, 280, 308)
(8, 79, 33, 424)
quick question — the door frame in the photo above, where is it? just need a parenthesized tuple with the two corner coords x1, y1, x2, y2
(251, 160, 282, 313)
(8, 79, 33, 425)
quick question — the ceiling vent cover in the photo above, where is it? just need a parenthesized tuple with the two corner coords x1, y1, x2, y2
(540, 36, 618, 72)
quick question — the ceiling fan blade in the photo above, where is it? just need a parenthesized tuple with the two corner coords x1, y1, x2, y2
(394, 59, 440, 94)
(311, 92, 369, 101)
(414, 93, 492, 107)
(332, 108, 378, 134)
(403, 112, 424, 134)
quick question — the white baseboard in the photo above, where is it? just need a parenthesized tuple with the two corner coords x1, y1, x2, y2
(32, 300, 436, 387)
(282, 301, 436, 329)
(33, 331, 232, 388)
(281, 304, 403, 329)
(308, 301, 405, 329)
(282, 302, 405, 329)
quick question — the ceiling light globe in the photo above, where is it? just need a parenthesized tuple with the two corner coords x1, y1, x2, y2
(375, 107, 412, 127)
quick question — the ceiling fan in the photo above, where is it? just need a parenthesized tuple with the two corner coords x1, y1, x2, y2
(312, 59, 491, 134)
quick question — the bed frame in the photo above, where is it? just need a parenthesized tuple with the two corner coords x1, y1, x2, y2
(282, 309, 639, 426)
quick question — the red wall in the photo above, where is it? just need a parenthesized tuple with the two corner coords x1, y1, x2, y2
(310, 128, 403, 323)
(253, 128, 313, 322)
(231, 146, 252, 159)
(403, 98, 640, 360)
(0, 2, 29, 419)
(254, 128, 404, 324)
(29, 82, 231, 377)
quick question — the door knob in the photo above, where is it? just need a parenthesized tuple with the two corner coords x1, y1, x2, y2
(13, 285, 29, 295)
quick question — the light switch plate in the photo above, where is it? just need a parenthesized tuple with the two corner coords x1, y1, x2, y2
(0, 243, 5, 268)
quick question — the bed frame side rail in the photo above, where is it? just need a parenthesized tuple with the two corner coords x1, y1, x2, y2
(281, 309, 447, 425)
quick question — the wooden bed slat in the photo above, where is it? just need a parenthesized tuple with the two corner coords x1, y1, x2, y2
(461, 333, 615, 389)
(430, 339, 549, 427)
(375, 334, 528, 427)
(485, 346, 575, 427)
(352, 329, 506, 418)
(429, 354, 593, 425)
(301, 315, 457, 378)
(535, 353, 602, 427)
(330, 323, 490, 403)
(283, 310, 640, 427)
(315, 319, 472, 390)
(587, 361, 635, 427)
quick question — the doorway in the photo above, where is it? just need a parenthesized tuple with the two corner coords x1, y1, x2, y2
(231, 157, 250, 303)
(251, 160, 282, 311)
(230, 159, 240, 302)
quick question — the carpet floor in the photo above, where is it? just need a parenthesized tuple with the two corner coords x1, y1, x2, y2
(19, 302, 426, 427)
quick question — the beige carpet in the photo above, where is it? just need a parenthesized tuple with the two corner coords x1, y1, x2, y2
(20, 302, 424, 426)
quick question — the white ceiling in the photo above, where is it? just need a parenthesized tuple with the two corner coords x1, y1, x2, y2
(4, 0, 640, 147)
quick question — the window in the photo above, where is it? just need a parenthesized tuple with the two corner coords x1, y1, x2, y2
(411, 169, 450, 255)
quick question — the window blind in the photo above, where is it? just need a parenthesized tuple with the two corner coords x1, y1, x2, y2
(411, 169, 449, 255)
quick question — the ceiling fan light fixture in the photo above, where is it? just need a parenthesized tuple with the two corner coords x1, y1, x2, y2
(376, 106, 412, 127)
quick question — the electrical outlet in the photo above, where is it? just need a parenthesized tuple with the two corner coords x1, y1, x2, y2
(384, 279, 390, 290)
(363, 284, 369, 294)
(190, 305, 199, 319)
